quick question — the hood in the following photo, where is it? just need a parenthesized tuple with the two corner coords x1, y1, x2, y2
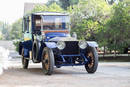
(49, 36, 78, 41)
(45, 32, 68, 38)
(45, 32, 70, 41)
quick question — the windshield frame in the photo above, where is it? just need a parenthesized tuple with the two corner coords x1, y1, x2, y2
(40, 15, 70, 31)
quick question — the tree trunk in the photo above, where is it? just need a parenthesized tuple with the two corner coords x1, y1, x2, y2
(103, 46, 105, 58)
(114, 39, 116, 58)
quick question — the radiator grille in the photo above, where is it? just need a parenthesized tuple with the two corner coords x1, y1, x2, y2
(61, 41, 79, 55)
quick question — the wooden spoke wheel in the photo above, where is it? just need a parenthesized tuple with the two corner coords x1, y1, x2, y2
(87, 52, 94, 68)
(42, 47, 54, 75)
(21, 48, 29, 69)
(85, 47, 98, 73)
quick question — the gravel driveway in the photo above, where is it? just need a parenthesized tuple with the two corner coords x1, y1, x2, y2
(0, 61, 130, 87)
(0, 40, 130, 87)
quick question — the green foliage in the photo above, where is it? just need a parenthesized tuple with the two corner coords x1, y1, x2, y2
(67, 0, 130, 53)
(0, 31, 2, 40)
(1, 23, 11, 40)
(11, 0, 130, 53)
(71, 18, 101, 40)
(69, 0, 111, 41)
(59, 0, 79, 10)
(103, 2, 130, 53)
(0, 21, 3, 40)
(31, 3, 64, 13)
(10, 19, 22, 40)
(48, 2, 64, 12)
(31, 5, 48, 13)
(13, 40, 20, 52)
(46, 0, 58, 6)
(106, 0, 115, 5)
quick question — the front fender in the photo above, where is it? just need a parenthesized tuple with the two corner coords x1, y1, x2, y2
(87, 41, 98, 48)
(45, 42, 57, 48)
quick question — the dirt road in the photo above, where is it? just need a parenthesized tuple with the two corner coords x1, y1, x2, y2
(0, 60, 130, 87)
(0, 41, 130, 87)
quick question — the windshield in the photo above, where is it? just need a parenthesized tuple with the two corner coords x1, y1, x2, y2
(41, 15, 70, 30)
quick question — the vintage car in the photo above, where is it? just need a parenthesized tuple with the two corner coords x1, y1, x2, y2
(19, 12, 98, 75)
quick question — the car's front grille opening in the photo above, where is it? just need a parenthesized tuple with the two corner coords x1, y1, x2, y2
(61, 41, 79, 55)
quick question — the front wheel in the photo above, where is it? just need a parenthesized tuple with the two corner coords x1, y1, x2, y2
(42, 47, 54, 75)
(21, 48, 29, 69)
(85, 47, 98, 73)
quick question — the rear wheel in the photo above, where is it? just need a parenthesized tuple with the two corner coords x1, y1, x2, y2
(21, 48, 29, 69)
(85, 47, 98, 73)
(42, 47, 54, 75)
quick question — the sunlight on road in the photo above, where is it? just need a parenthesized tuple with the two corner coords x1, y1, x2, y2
(0, 46, 11, 75)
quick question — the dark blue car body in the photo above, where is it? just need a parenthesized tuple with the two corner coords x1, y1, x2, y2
(19, 12, 98, 75)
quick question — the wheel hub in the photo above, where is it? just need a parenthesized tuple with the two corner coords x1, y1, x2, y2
(43, 52, 50, 70)
(87, 52, 94, 68)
